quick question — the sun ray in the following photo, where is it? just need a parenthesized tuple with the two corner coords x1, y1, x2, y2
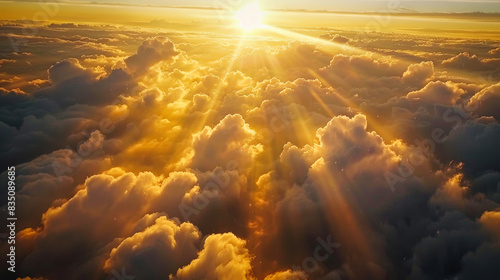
(310, 160, 383, 278)
(306, 68, 397, 141)
(194, 37, 245, 130)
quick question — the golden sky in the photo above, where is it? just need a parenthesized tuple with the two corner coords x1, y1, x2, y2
(1, 1, 500, 280)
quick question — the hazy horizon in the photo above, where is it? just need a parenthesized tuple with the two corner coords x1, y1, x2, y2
(3, 0, 500, 13)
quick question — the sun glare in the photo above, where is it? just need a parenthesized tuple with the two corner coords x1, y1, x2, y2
(235, 2, 264, 31)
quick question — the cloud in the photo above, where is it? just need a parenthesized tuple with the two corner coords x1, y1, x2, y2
(47, 58, 98, 85)
(406, 81, 465, 105)
(430, 174, 498, 216)
(319, 53, 406, 89)
(330, 35, 350, 44)
(125, 37, 180, 76)
(249, 114, 419, 278)
(459, 243, 500, 280)
(77, 130, 105, 155)
(19, 170, 163, 278)
(408, 211, 484, 279)
(402, 61, 434, 87)
(471, 172, 500, 204)
(36, 66, 133, 106)
(263, 270, 308, 280)
(442, 52, 500, 71)
(479, 211, 500, 240)
(468, 82, 500, 120)
(190, 114, 263, 172)
(104, 215, 201, 278)
(444, 121, 500, 172)
(0, 111, 98, 172)
(489, 47, 500, 55)
(172, 233, 253, 280)
(181, 166, 249, 234)
(309, 114, 403, 193)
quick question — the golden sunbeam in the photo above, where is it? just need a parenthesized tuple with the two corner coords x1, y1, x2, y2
(310, 159, 383, 279)
(307, 68, 397, 141)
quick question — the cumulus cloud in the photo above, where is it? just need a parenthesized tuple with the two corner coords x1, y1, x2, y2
(468, 82, 500, 120)
(444, 121, 500, 171)
(125, 37, 180, 76)
(190, 114, 263, 172)
(172, 233, 253, 280)
(406, 81, 465, 105)
(47, 58, 98, 85)
(442, 52, 500, 71)
(479, 211, 500, 240)
(319, 53, 405, 89)
(458, 242, 500, 280)
(408, 211, 484, 279)
(19, 171, 163, 277)
(402, 61, 434, 87)
(264, 270, 308, 280)
(430, 174, 498, 216)
(104, 216, 201, 278)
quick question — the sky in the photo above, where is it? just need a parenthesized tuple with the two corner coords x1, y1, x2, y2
(48, 0, 500, 13)
(1, 1, 500, 280)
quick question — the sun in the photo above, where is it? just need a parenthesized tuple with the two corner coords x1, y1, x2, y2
(235, 2, 264, 31)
